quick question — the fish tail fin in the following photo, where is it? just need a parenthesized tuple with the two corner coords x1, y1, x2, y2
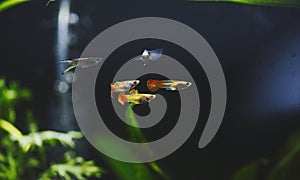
(118, 92, 127, 105)
(62, 65, 76, 74)
(58, 60, 72, 64)
(147, 80, 161, 92)
(110, 83, 115, 98)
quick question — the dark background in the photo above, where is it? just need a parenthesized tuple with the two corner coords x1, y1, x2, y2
(0, 0, 300, 179)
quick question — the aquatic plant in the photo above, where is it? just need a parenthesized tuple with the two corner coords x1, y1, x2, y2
(189, 0, 300, 7)
(96, 103, 169, 180)
(0, 78, 103, 180)
(39, 152, 102, 180)
(0, 0, 29, 13)
(1, 0, 300, 14)
(232, 131, 300, 180)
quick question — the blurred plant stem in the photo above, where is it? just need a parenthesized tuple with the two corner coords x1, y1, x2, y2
(0, 0, 29, 13)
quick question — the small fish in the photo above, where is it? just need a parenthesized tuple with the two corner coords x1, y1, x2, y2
(134, 49, 163, 66)
(58, 57, 102, 74)
(110, 80, 140, 97)
(118, 92, 156, 105)
(147, 80, 192, 92)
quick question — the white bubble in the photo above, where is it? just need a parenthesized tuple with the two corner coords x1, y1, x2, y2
(69, 12, 79, 24)
(64, 72, 74, 83)
(55, 81, 69, 94)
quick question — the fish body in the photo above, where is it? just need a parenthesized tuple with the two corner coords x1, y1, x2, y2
(135, 49, 163, 65)
(147, 80, 192, 92)
(58, 57, 102, 74)
(118, 92, 156, 105)
(110, 80, 140, 97)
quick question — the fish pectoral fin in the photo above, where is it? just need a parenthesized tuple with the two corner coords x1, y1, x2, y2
(63, 65, 76, 74)
(133, 57, 141, 61)
(165, 87, 177, 91)
(118, 92, 126, 105)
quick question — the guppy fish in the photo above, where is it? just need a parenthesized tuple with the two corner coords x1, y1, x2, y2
(58, 57, 102, 74)
(147, 80, 192, 92)
(110, 80, 140, 97)
(134, 48, 163, 66)
(118, 92, 156, 105)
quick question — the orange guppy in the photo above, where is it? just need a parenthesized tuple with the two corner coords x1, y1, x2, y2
(118, 92, 156, 105)
(147, 80, 192, 92)
(110, 80, 140, 97)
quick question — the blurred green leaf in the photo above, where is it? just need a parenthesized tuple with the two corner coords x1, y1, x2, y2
(0, 0, 29, 13)
(8, 108, 16, 122)
(27, 158, 40, 168)
(0, 119, 23, 140)
(17, 130, 83, 152)
(95, 104, 168, 180)
(189, 0, 300, 7)
(45, 0, 55, 6)
(0, 78, 32, 122)
(26, 110, 38, 132)
(232, 159, 268, 180)
(0, 153, 5, 162)
(39, 152, 103, 180)
(0, 78, 103, 180)
(267, 133, 300, 180)
(19, 88, 31, 100)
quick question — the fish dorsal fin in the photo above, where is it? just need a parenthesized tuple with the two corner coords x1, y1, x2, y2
(142, 50, 149, 57)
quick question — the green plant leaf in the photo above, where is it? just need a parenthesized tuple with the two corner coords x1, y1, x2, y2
(0, 78, 103, 180)
(0, 0, 29, 13)
(39, 152, 103, 180)
(0, 119, 23, 140)
(45, 0, 55, 6)
(267, 133, 300, 180)
(0, 153, 5, 162)
(232, 159, 268, 180)
(189, 0, 300, 7)
(17, 130, 83, 152)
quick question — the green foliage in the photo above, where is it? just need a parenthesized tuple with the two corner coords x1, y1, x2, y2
(232, 159, 268, 180)
(0, 79, 31, 122)
(39, 152, 104, 180)
(94, 104, 169, 180)
(266, 131, 300, 180)
(189, 0, 300, 7)
(232, 130, 300, 180)
(0, 0, 29, 13)
(0, 78, 103, 180)
(106, 105, 169, 180)
(17, 130, 83, 152)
